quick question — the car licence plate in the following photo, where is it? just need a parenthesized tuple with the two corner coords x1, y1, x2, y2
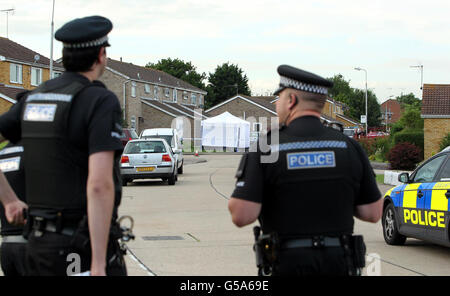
(137, 167, 155, 172)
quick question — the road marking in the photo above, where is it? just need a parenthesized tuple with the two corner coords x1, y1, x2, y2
(209, 169, 230, 200)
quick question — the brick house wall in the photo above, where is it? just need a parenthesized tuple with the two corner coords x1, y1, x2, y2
(0, 61, 54, 91)
(380, 99, 402, 124)
(0, 99, 12, 114)
(424, 118, 450, 158)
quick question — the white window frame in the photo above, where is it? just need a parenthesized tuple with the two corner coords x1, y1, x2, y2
(154, 86, 159, 99)
(191, 93, 197, 105)
(51, 71, 62, 79)
(164, 88, 170, 98)
(144, 84, 151, 94)
(173, 89, 178, 103)
(253, 122, 261, 132)
(10, 63, 23, 84)
(130, 115, 136, 129)
(183, 91, 188, 101)
(131, 82, 136, 97)
(31, 67, 43, 86)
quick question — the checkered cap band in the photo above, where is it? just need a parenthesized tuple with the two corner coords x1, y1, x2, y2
(279, 76, 329, 95)
(63, 35, 109, 49)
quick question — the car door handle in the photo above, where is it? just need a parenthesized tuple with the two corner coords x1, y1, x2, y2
(446, 190, 450, 199)
(417, 191, 424, 198)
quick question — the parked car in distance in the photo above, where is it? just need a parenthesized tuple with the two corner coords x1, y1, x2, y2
(120, 128, 138, 147)
(121, 139, 178, 186)
(140, 128, 184, 174)
(343, 128, 356, 138)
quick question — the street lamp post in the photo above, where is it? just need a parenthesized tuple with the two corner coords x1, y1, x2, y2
(49, 0, 56, 78)
(355, 67, 368, 136)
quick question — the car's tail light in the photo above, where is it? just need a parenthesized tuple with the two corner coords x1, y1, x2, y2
(121, 156, 129, 163)
(129, 137, 132, 141)
(162, 154, 171, 162)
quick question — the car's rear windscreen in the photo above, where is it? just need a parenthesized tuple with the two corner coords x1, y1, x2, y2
(124, 141, 167, 154)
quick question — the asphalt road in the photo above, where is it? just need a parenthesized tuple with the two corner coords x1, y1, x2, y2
(119, 154, 450, 276)
(1, 154, 448, 276)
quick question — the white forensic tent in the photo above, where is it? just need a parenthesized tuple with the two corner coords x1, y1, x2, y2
(201, 112, 250, 148)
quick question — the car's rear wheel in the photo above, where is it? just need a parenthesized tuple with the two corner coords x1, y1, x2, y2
(382, 203, 406, 245)
(177, 161, 183, 174)
(168, 169, 177, 185)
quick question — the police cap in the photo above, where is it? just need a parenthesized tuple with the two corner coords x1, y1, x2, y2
(273, 65, 333, 96)
(55, 16, 113, 49)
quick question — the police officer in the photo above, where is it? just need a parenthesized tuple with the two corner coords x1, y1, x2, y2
(228, 65, 383, 276)
(0, 141, 27, 276)
(0, 15, 126, 276)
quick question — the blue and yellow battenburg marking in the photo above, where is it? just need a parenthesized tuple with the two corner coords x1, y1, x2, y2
(287, 151, 336, 170)
(384, 182, 449, 229)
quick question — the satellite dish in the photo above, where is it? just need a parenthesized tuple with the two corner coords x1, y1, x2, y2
(34, 54, 40, 62)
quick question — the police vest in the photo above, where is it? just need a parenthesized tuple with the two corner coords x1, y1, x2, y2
(21, 79, 92, 216)
(260, 124, 361, 238)
(0, 143, 26, 235)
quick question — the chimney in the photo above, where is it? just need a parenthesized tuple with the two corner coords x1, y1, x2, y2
(120, 57, 122, 62)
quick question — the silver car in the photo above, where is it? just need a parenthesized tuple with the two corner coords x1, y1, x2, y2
(121, 139, 178, 186)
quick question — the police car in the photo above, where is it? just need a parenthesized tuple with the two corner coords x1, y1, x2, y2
(382, 147, 450, 247)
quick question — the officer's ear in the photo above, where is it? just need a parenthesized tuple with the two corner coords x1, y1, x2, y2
(96, 47, 107, 65)
(289, 94, 298, 109)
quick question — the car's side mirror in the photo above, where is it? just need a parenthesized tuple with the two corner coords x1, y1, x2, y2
(398, 173, 410, 184)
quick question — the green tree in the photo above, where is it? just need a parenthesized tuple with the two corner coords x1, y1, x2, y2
(396, 93, 421, 109)
(345, 89, 381, 127)
(398, 106, 424, 130)
(146, 58, 207, 91)
(328, 74, 353, 105)
(205, 62, 251, 109)
(327, 74, 381, 127)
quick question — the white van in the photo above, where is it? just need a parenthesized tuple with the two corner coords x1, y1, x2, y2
(139, 128, 184, 174)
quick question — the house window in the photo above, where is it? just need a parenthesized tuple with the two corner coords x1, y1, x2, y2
(183, 91, 188, 101)
(164, 88, 170, 98)
(130, 116, 136, 129)
(154, 86, 159, 99)
(131, 82, 136, 97)
(144, 84, 151, 94)
(31, 67, 43, 86)
(51, 71, 62, 79)
(253, 122, 261, 132)
(191, 93, 197, 105)
(173, 89, 177, 102)
(10, 63, 23, 84)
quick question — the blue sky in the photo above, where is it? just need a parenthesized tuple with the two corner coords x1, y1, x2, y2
(3, 0, 450, 103)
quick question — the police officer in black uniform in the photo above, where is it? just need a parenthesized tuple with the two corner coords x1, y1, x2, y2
(228, 65, 383, 276)
(0, 15, 126, 276)
(0, 141, 27, 276)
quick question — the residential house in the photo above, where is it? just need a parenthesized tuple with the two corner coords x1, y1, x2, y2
(269, 96, 361, 128)
(421, 84, 450, 158)
(100, 58, 208, 145)
(380, 99, 402, 127)
(0, 37, 64, 114)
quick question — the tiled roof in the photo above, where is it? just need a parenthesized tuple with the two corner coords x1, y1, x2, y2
(0, 37, 63, 69)
(0, 84, 27, 102)
(239, 95, 276, 113)
(107, 58, 206, 94)
(422, 84, 450, 116)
